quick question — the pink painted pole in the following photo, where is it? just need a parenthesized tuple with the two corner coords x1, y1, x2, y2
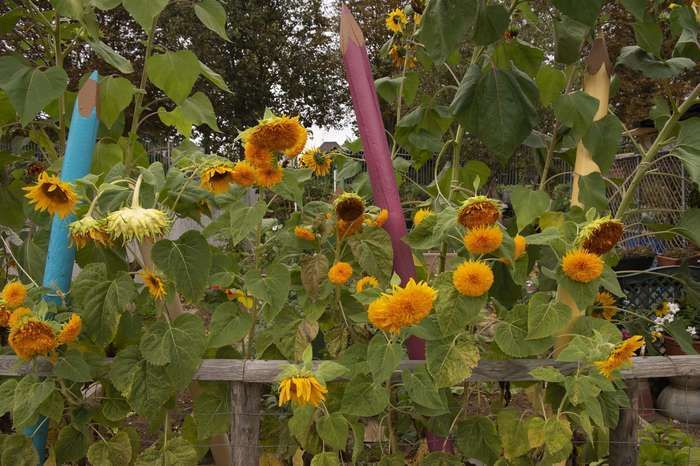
(340, 5, 451, 452)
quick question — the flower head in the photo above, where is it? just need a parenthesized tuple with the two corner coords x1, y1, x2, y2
(105, 206, 170, 243)
(593, 291, 617, 320)
(389, 45, 416, 69)
(2, 281, 27, 308)
(464, 225, 503, 255)
(334, 192, 365, 222)
(413, 208, 432, 226)
(300, 147, 333, 176)
(244, 142, 273, 168)
(241, 115, 307, 156)
(23, 172, 78, 218)
(225, 289, 254, 309)
(294, 226, 316, 241)
(254, 163, 284, 188)
(201, 164, 237, 194)
(595, 335, 644, 379)
(368, 279, 437, 333)
(8, 307, 32, 328)
(57, 313, 81, 344)
(385, 8, 408, 33)
(562, 248, 604, 283)
(453, 260, 494, 297)
(579, 217, 624, 255)
(328, 262, 353, 285)
(514, 235, 527, 259)
(356, 276, 379, 293)
(69, 215, 111, 249)
(278, 373, 327, 407)
(9, 318, 57, 360)
(231, 161, 257, 187)
(140, 269, 167, 300)
(457, 196, 501, 229)
(373, 209, 389, 227)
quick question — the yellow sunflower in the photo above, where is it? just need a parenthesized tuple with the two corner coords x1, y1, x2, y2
(328, 262, 353, 285)
(242, 115, 307, 155)
(278, 374, 328, 407)
(69, 215, 112, 249)
(373, 209, 389, 227)
(453, 260, 494, 297)
(255, 163, 284, 188)
(244, 141, 274, 168)
(231, 161, 257, 187)
(140, 269, 167, 300)
(464, 225, 503, 255)
(593, 291, 617, 320)
(595, 335, 644, 379)
(57, 313, 82, 344)
(457, 196, 502, 229)
(356, 276, 379, 293)
(562, 248, 604, 283)
(2, 281, 27, 308)
(579, 217, 624, 255)
(23, 172, 78, 219)
(201, 164, 237, 194)
(385, 8, 408, 33)
(105, 206, 170, 243)
(367, 279, 437, 333)
(9, 318, 57, 360)
(294, 226, 316, 241)
(300, 148, 333, 176)
(413, 208, 432, 226)
(334, 192, 365, 222)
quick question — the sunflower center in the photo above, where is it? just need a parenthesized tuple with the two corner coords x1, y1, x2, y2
(42, 183, 69, 203)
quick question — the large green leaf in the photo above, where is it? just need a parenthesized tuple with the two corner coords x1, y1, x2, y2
(526, 292, 572, 339)
(402, 366, 446, 410)
(54, 348, 93, 382)
(583, 113, 624, 171)
(511, 186, 551, 231)
(578, 172, 609, 212)
(434, 271, 485, 334)
(455, 416, 501, 465)
(122, 0, 168, 30)
(1, 435, 39, 466)
(554, 15, 589, 64)
(244, 262, 290, 320)
(72, 263, 137, 346)
(126, 359, 173, 418)
(427, 335, 479, 388)
(158, 91, 220, 137)
(193, 382, 230, 439)
(208, 302, 253, 348)
(492, 39, 544, 77)
(340, 374, 389, 417)
(316, 413, 349, 451)
(87, 431, 132, 466)
(634, 20, 663, 57)
(535, 65, 566, 107)
(87, 39, 134, 74)
(494, 304, 553, 357)
(367, 333, 405, 384)
(92, 141, 124, 175)
(194, 0, 229, 41)
(556, 271, 599, 309)
(348, 227, 394, 282)
(271, 168, 313, 204)
(146, 50, 200, 103)
(472, 3, 510, 46)
(134, 437, 198, 466)
(417, 0, 477, 64)
(98, 76, 135, 128)
(310, 453, 341, 466)
(12, 376, 55, 430)
(673, 118, 700, 187)
(616, 46, 695, 79)
(203, 200, 267, 246)
(553, 91, 599, 138)
(552, 0, 602, 26)
(497, 409, 530, 459)
(671, 208, 700, 246)
(152, 230, 212, 302)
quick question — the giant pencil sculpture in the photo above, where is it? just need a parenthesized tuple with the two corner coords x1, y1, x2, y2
(25, 71, 100, 463)
(340, 6, 452, 452)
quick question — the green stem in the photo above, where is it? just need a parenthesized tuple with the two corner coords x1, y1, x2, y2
(439, 124, 465, 273)
(246, 221, 263, 359)
(131, 174, 143, 209)
(385, 380, 397, 454)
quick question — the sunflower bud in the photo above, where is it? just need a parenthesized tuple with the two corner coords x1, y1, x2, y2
(69, 215, 111, 249)
(105, 206, 170, 243)
(457, 196, 502, 229)
(334, 192, 365, 222)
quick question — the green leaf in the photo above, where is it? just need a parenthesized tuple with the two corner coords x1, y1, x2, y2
(621, 0, 646, 21)
(472, 3, 510, 46)
(208, 302, 253, 348)
(434, 272, 485, 334)
(203, 200, 267, 245)
(194, 0, 229, 41)
(152, 230, 212, 302)
(91, 0, 122, 10)
(578, 172, 609, 212)
(134, 437, 198, 466)
(73, 263, 137, 346)
(55, 426, 90, 464)
(54, 348, 93, 382)
(553, 91, 599, 138)
(310, 453, 341, 466)
(316, 413, 349, 451)
(347, 227, 393, 282)
(193, 382, 230, 439)
(556, 271, 599, 309)
(126, 359, 173, 418)
(671, 208, 700, 246)
(244, 262, 290, 320)
(673, 118, 700, 188)
(199, 61, 230, 92)
(492, 39, 544, 77)
(367, 333, 405, 384)
(92, 141, 124, 175)
(402, 366, 446, 410)
(87, 431, 132, 466)
(98, 76, 135, 128)
(529, 366, 566, 383)
(404, 211, 441, 250)
(427, 335, 480, 388)
(552, 0, 602, 26)
(536, 65, 566, 107)
(109, 346, 141, 394)
(421, 452, 463, 466)
(271, 168, 312, 204)
(554, 15, 589, 64)
(527, 292, 572, 339)
(455, 416, 501, 465)
(146, 50, 200, 104)
(583, 113, 623, 171)
(0, 379, 17, 416)
(511, 186, 550, 231)
(12, 375, 55, 430)
(1, 435, 39, 466)
(497, 409, 530, 459)
(158, 91, 219, 137)
(341, 374, 389, 417)
(122, 0, 168, 30)
(88, 39, 134, 74)
(417, 0, 477, 64)
(494, 304, 553, 357)
(616, 46, 695, 79)
(633, 20, 663, 57)
(300, 253, 329, 300)
(544, 417, 573, 457)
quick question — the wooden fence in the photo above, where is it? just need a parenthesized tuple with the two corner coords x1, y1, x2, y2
(1, 355, 699, 465)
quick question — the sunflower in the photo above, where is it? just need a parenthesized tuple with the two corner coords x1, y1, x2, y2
(300, 148, 333, 176)
(334, 192, 365, 222)
(389, 45, 416, 69)
(9, 318, 57, 360)
(457, 196, 502, 229)
(294, 226, 316, 241)
(328, 262, 353, 285)
(225, 289, 254, 309)
(0, 305, 11, 327)
(241, 115, 307, 155)
(231, 161, 257, 187)
(514, 235, 527, 259)
(337, 217, 364, 239)
(356, 276, 379, 293)
(283, 128, 308, 159)
(593, 291, 617, 320)
(579, 217, 624, 255)
(278, 374, 328, 407)
(201, 164, 237, 194)
(69, 215, 112, 249)
(254, 163, 284, 188)
(244, 141, 274, 168)
(140, 269, 167, 300)
(373, 209, 389, 227)
(2, 281, 27, 308)
(594, 335, 644, 379)
(562, 248, 604, 283)
(385, 7, 408, 33)
(464, 225, 503, 255)
(413, 208, 432, 226)
(8, 307, 32, 328)
(368, 279, 437, 333)
(453, 260, 494, 297)
(23, 172, 78, 219)
(57, 313, 82, 344)
(105, 206, 170, 243)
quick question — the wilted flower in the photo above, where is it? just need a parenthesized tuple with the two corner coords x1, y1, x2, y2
(69, 215, 111, 249)
(278, 373, 327, 407)
(578, 217, 624, 255)
(105, 206, 170, 243)
(254, 163, 284, 188)
(457, 196, 501, 229)
(334, 192, 365, 222)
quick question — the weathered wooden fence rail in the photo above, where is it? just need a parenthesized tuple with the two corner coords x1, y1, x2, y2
(1, 355, 698, 465)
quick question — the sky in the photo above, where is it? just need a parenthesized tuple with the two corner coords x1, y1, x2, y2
(307, 124, 355, 148)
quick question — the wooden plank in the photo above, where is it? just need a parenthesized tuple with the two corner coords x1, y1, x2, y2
(609, 381, 639, 466)
(230, 381, 262, 466)
(1, 355, 698, 382)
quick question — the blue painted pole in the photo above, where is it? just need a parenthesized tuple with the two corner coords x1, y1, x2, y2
(24, 71, 99, 463)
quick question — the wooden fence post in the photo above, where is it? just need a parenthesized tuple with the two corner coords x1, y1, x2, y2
(230, 381, 263, 466)
(609, 380, 640, 466)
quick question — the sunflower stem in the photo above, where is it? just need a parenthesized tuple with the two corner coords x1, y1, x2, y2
(131, 174, 143, 209)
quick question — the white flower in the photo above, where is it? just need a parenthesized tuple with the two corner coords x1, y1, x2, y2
(668, 302, 680, 314)
(687, 326, 697, 336)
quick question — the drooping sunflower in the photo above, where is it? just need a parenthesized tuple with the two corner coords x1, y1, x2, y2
(241, 115, 307, 155)
(294, 226, 316, 241)
(278, 373, 328, 407)
(105, 206, 170, 243)
(69, 215, 112, 249)
(283, 127, 308, 159)
(593, 291, 617, 320)
(413, 208, 432, 226)
(367, 279, 437, 333)
(561, 248, 604, 283)
(140, 269, 167, 300)
(594, 335, 644, 379)
(57, 313, 82, 344)
(9, 318, 58, 360)
(464, 225, 503, 255)
(300, 148, 333, 176)
(373, 209, 389, 227)
(453, 260, 494, 297)
(385, 7, 408, 33)
(244, 141, 274, 168)
(337, 217, 364, 239)
(356, 276, 379, 293)
(334, 192, 365, 222)
(2, 281, 27, 308)
(254, 163, 284, 188)
(200, 164, 237, 194)
(457, 196, 502, 229)
(579, 216, 624, 255)
(23, 172, 78, 219)
(328, 262, 353, 285)
(231, 161, 257, 187)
